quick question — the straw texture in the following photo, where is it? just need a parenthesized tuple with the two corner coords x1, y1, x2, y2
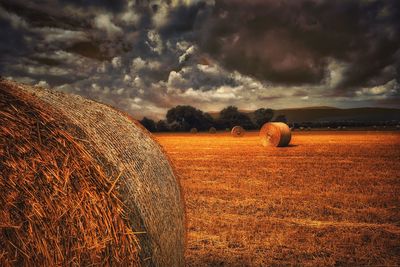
(0, 79, 186, 267)
(259, 122, 291, 147)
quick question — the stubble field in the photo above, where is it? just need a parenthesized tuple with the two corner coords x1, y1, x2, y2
(155, 131, 400, 266)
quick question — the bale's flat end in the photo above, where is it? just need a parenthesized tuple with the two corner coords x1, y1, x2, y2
(259, 122, 291, 147)
(231, 126, 245, 137)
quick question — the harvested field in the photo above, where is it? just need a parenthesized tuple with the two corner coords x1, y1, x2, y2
(155, 131, 400, 266)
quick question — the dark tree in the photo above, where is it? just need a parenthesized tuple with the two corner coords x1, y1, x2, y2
(218, 106, 255, 129)
(166, 105, 214, 131)
(274, 115, 288, 123)
(156, 120, 169, 132)
(254, 108, 274, 128)
(139, 117, 157, 132)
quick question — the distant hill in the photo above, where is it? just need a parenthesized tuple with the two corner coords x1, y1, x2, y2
(209, 107, 400, 123)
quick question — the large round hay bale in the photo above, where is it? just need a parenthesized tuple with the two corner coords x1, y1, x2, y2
(190, 127, 198, 134)
(0, 79, 185, 267)
(259, 122, 291, 147)
(231, 126, 245, 137)
(209, 127, 217, 134)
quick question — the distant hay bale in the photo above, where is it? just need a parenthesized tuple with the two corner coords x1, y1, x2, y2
(259, 122, 291, 147)
(0, 79, 185, 267)
(209, 127, 217, 133)
(190, 127, 198, 134)
(231, 126, 245, 137)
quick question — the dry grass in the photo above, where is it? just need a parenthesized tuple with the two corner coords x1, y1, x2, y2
(155, 131, 400, 266)
(0, 86, 140, 266)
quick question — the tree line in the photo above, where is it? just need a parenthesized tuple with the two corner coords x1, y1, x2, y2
(139, 105, 285, 132)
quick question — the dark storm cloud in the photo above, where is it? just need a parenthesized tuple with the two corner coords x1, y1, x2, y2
(58, 0, 127, 12)
(199, 0, 400, 91)
(0, 0, 399, 119)
(158, 1, 210, 37)
(0, 0, 87, 29)
(0, 0, 222, 117)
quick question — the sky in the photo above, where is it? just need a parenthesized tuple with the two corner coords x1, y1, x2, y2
(0, 0, 399, 119)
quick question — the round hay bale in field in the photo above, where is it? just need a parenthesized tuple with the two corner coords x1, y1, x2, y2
(0, 79, 185, 267)
(259, 122, 291, 147)
(209, 127, 217, 134)
(190, 127, 198, 134)
(231, 126, 245, 137)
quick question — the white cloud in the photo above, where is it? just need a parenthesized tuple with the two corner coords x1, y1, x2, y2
(0, 7, 28, 29)
(36, 28, 88, 45)
(131, 57, 162, 72)
(55, 83, 78, 93)
(132, 57, 147, 70)
(13, 63, 71, 76)
(36, 80, 50, 88)
(123, 74, 132, 82)
(152, 2, 170, 28)
(171, 0, 215, 7)
(167, 70, 186, 89)
(112, 57, 122, 69)
(146, 30, 163, 55)
(179, 45, 195, 64)
(91, 83, 101, 92)
(6, 76, 35, 85)
(325, 58, 349, 88)
(120, 9, 140, 25)
(356, 79, 399, 97)
(94, 14, 122, 37)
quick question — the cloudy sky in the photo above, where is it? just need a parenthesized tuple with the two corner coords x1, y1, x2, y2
(1, 0, 399, 119)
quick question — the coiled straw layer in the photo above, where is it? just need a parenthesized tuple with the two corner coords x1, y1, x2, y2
(259, 122, 291, 147)
(231, 126, 245, 137)
(0, 79, 185, 267)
